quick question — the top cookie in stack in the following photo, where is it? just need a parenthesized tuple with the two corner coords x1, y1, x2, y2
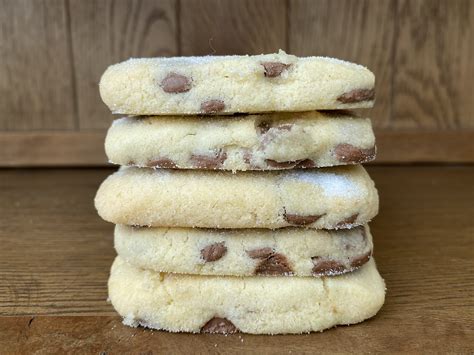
(100, 50, 374, 115)
(95, 50, 385, 335)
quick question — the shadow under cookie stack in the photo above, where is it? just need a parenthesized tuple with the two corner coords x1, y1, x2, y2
(95, 51, 386, 335)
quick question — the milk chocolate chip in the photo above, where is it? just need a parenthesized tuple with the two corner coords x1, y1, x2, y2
(284, 212, 323, 226)
(200, 99, 225, 113)
(337, 88, 375, 103)
(334, 144, 376, 163)
(265, 159, 315, 169)
(255, 253, 293, 276)
(262, 62, 291, 77)
(201, 317, 238, 334)
(160, 73, 192, 93)
(201, 242, 227, 262)
(147, 158, 178, 169)
(256, 121, 293, 135)
(335, 213, 359, 228)
(311, 258, 346, 276)
(246, 247, 274, 259)
(256, 121, 271, 134)
(351, 251, 372, 268)
(243, 150, 252, 164)
(191, 149, 227, 169)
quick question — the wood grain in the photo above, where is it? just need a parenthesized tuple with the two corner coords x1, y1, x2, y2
(69, 0, 178, 129)
(180, 0, 287, 55)
(393, 0, 474, 129)
(0, 0, 76, 130)
(374, 130, 474, 163)
(0, 167, 473, 352)
(0, 132, 107, 166)
(0, 169, 114, 316)
(289, 0, 394, 128)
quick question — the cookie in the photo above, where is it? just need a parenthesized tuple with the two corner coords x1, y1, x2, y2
(99, 50, 375, 115)
(95, 165, 378, 229)
(109, 257, 385, 334)
(105, 111, 376, 171)
(115, 224, 373, 277)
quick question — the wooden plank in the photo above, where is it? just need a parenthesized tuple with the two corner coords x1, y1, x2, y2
(393, 0, 474, 129)
(2, 310, 472, 354)
(69, 0, 178, 130)
(0, 169, 115, 316)
(1, 130, 473, 167)
(0, 132, 107, 166)
(180, 0, 287, 55)
(374, 130, 474, 163)
(0, 0, 76, 130)
(289, 0, 394, 128)
(0, 167, 473, 353)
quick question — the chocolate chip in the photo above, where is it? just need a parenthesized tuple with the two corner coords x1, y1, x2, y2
(255, 253, 293, 276)
(265, 159, 315, 169)
(335, 213, 359, 228)
(334, 144, 376, 163)
(201, 242, 227, 262)
(147, 158, 178, 169)
(261, 62, 291, 77)
(273, 124, 293, 131)
(312, 248, 372, 276)
(350, 251, 372, 268)
(200, 99, 225, 114)
(283, 213, 323, 226)
(265, 160, 299, 169)
(160, 73, 192, 93)
(259, 123, 296, 151)
(246, 247, 274, 259)
(243, 150, 252, 164)
(190, 149, 227, 169)
(256, 121, 271, 134)
(201, 317, 238, 334)
(337, 88, 375, 103)
(311, 258, 346, 276)
(257, 121, 293, 135)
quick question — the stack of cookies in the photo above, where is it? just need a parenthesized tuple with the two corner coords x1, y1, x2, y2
(95, 51, 385, 335)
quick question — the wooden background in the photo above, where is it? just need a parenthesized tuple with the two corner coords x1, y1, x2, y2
(1, 0, 473, 166)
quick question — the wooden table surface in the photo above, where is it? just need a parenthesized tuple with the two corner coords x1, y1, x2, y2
(1, 166, 473, 353)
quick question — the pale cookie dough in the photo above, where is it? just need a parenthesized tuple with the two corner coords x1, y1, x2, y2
(115, 225, 373, 277)
(109, 257, 385, 334)
(106, 111, 376, 171)
(95, 165, 378, 229)
(99, 50, 375, 115)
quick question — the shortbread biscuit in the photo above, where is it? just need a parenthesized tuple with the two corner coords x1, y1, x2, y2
(108, 257, 385, 334)
(106, 111, 376, 171)
(99, 51, 375, 115)
(115, 225, 373, 277)
(95, 165, 378, 229)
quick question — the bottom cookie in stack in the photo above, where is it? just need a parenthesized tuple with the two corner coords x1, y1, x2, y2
(109, 257, 384, 335)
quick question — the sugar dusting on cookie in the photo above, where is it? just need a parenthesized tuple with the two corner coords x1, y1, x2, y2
(287, 171, 364, 199)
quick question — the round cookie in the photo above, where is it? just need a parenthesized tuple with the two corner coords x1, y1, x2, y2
(115, 225, 373, 277)
(106, 111, 376, 171)
(108, 257, 385, 334)
(99, 50, 375, 115)
(95, 165, 379, 229)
